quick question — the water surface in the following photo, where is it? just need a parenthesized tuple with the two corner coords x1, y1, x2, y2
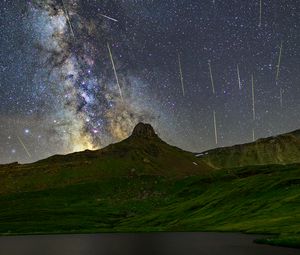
(0, 232, 298, 255)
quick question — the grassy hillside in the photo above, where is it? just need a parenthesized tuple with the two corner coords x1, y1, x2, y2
(0, 124, 299, 248)
(0, 125, 211, 195)
(0, 164, 299, 247)
(197, 129, 300, 169)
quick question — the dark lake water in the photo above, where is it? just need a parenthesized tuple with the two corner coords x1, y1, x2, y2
(0, 232, 298, 255)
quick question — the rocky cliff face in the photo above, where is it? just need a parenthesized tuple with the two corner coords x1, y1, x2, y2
(131, 123, 158, 139)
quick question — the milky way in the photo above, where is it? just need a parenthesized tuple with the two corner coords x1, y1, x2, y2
(0, 0, 299, 163)
(26, 0, 163, 152)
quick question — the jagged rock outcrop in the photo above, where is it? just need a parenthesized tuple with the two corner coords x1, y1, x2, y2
(131, 123, 158, 139)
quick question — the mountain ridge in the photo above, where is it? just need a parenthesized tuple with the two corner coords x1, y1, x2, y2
(196, 128, 300, 169)
(0, 123, 211, 195)
(0, 124, 299, 246)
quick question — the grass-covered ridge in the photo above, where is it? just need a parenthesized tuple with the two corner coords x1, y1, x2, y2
(0, 163, 299, 248)
(0, 124, 299, 248)
(198, 129, 300, 169)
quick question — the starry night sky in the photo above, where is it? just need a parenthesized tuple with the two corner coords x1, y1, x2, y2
(0, 0, 299, 164)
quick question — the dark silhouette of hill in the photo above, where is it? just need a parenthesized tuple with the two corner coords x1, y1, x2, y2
(196, 129, 300, 169)
(0, 123, 211, 194)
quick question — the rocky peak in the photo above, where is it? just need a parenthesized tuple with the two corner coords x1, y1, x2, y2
(131, 123, 158, 139)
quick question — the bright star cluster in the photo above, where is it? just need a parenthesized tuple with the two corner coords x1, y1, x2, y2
(0, 0, 299, 163)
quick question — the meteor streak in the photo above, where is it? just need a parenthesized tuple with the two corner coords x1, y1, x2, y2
(17, 135, 31, 158)
(280, 87, 283, 108)
(178, 53, 185, 96)
(259, 0, 262, 27)
(237, 64, 241, 90)
(107, 42, 124, 102)
(213, 110, 218, 145)
(251, 74, 256, 121)
(61, 0, 75, 38)
(99, 13, 118, 22)
(276, 41, 283, 81)
(252, 128, 255, 142)
(208, 61, 215, 94)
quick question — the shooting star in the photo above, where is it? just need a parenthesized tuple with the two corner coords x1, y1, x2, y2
(17, 135, 31, 158)
(208, 61, 215, 94)
(61, 0, 75, 38)
(259, 0, 262, 27)
(99, 13, 118, 22)
(252, 128, 255, 142)
(237, 64, 242, 90)
(107, 42, 124, 102)
(178, 53, 185, 96)
(213, 110, 218, 145)
(280, 87, 283, 108)
(276, 41, 283, 81)
(251, 74, 256, 121)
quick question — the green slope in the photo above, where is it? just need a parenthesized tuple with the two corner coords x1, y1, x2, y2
(197, 129, 300, 169)
(0, 123, 299, 248)
(0, 123, 211, 195)
(0, 164, 299, 247)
